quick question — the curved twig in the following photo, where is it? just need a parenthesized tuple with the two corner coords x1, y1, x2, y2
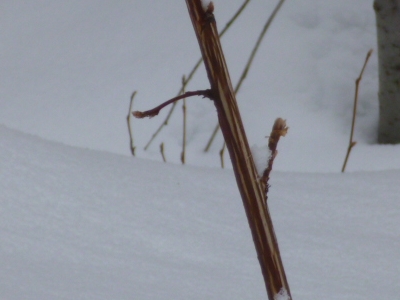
(133, 90, 212, 119)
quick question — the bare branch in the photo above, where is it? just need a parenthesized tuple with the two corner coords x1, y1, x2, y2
(342, 49, 373, 173)
(133, 90, 212, 119)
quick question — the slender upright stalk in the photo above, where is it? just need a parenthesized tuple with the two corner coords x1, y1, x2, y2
(181, 76, 187, 164)
(127, 91, 137, 156)
(219, 144, 225, 168)
(342, 49, 373, 173)
(160, 142, 166, 163)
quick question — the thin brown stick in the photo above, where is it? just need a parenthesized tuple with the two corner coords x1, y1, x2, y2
(185, 2, 291, 298)
(133, 90, 212, 119)
(261, 118, 288, 198)
(160, 142, 166, 163)
(341, 49, 373, 173)
(219, 143, 225, 168)
(144, 0, 251, 151)
(181, 76, 187, 164)
(127, 91, 137, 156)
(204, 0, 287, 152)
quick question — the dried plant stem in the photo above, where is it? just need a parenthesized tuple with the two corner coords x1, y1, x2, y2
(219, 144, 225, 168)
(185, 1, 291, 298)
(160, 142, 166, 163)
(341, 49, 373, 173)
(144, 0, 251, 151)
(261, 118, 288, 198)
(204, 0, 287, 152)
(133, 90, 212, 119)
(127, 91, 137, 156)
(181, 76, 187, 164)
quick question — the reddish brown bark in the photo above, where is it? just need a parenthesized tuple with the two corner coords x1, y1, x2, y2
(185, 1, 291, 299)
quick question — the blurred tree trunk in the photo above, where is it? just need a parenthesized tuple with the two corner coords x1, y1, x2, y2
(374, 0, 400, 143)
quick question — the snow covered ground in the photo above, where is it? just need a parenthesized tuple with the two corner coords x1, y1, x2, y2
(2, 125, 399, 299)
(1, 1, 400, 299)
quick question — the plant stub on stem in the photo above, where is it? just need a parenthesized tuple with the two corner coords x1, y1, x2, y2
(261, 118, 288, 197)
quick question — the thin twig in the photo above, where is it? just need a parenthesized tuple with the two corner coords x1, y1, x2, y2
(127, 91, 137, 156)
(341, 49, 373, 173)
(160, 142, 166, 162)
(133, 89, 212, 119)
(219, 144, 225, 168)
(261, 118, 288, 199)
(144, 0, 251, 150)
(204, 0, 287, 152)
(181, 76, 187, 164)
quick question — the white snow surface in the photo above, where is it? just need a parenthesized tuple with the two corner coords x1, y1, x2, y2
(274, 288, 291, 300)
(1, 1, 400, 299)
(2, 125, 400, 299)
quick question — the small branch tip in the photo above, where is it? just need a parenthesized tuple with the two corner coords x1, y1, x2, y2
(268, 118, 288, 148)
(132, 111, 147, 118)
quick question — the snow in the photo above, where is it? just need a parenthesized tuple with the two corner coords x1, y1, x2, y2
(1, 1, 400, 299)
(274, 288, 290, 300)
(2, 124, 400, 299)
(251, 144, 272, 176)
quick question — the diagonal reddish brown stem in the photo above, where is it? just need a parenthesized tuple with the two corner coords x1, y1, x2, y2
(185, 1, 291, 299)
(133, 89, 212, 118)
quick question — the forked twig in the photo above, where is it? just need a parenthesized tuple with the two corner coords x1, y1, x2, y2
(127, 91, 137, 156)
(261, 118, 288, 198)
(341, 49, 373, 173)
(133, 90, 212, 119)
(144, 0, 251, 150)
(204, 0, 287, 152)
